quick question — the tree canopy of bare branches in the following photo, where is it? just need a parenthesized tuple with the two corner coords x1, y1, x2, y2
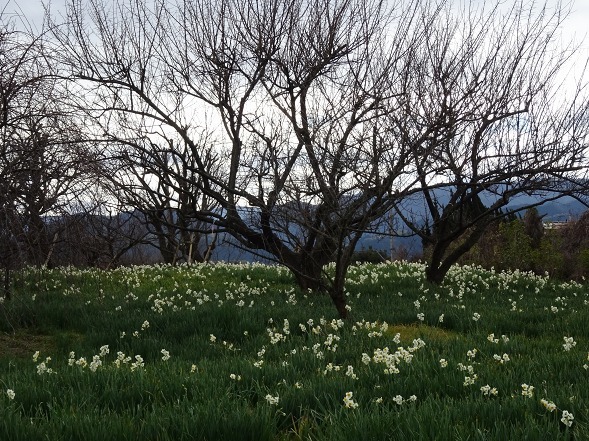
(390, 0, 589, 284)
(1, 12, 99, 299)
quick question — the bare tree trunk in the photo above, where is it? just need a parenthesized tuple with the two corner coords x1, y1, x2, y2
(44, 232, 59, 268)
(330, 263, 349, 320)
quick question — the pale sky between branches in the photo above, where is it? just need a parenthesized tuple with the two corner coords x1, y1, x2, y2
(3, 0, 589, 45)
(3, 0, 589, 87)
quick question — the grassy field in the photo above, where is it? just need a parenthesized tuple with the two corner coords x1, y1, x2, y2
(0, 261, 588, 440)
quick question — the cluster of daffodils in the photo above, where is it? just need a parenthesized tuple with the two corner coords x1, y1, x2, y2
(540, 399, 575, 428)
(562, 336, 576, 352)
(113, 352, 133, 367)
(119, 319, 151, 339)
(487, 333, 510, 344)
(266, 328, 287, 345)
(67, 345, 110, 372)
(352, 319, 389, 338)
(209, 334, 236, 351)
(346, 263, 395, 287)
(540, 399, 557, 412)
(480, 385, 498, 397)
(561, 410, 575, 427)
(265, 394, 279, 406)
(141, 266, 271, 314)
(130, 355, 145, 371)
(392, 394, 417, 405)
(311, 343, 324, 360)
(34, 352, 55, 376)
(457, 363, 477, 387)
(343, 391, 359, 409)
(521, 384, 534, 398)
(367, 338, 426, 375)
(256, 316, 348, 368)
(493, 353, 510, 364)
(298, 318, 326, 336)
(57, 345, 156, 373)
(322, 363, 357, 380)
(323, 333, 340, 352)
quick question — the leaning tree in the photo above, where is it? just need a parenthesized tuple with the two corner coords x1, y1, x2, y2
(389, 0, 589, 284)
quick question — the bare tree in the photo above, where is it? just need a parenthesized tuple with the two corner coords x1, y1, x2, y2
(52, 194, 151, 268)
(0, 12, 100, 301)
(0, 17, 41, 298)
(102, 134, 221, 264)
(390, 1, 589, 284)
(52, 0, 437, 317)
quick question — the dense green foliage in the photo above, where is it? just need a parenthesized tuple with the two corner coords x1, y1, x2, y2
(1, 262, 588, 440)
(439, 209, 589, 280)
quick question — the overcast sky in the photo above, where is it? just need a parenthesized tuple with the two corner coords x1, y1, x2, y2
(2, 0, 588, 67)
(3, 0, 589, 43)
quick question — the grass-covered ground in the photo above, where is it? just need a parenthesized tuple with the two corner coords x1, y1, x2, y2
(0, 261, 588, 440)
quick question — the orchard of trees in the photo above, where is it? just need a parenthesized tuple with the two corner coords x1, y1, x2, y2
(1, 0, 589, 317)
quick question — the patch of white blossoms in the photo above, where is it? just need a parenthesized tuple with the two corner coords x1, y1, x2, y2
(540, 399, 557, 412)
(493, 353, 510, 364)
(368, 338, 426, 375)
(521, 384, 534, 398)
(343, 392, 358, 409)
(480, 385, 498, 397)
(265, 394, 279, 406)
(561, 410, 574, 427)
(562, 336, 576, 352)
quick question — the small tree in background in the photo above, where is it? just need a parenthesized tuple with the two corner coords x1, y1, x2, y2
(522, 208, 545, 249)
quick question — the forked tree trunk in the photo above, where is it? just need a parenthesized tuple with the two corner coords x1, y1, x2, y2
(425, 224, 491, 285)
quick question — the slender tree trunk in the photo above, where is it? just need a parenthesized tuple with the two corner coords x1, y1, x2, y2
(425, 236, 450, 284)
(330, 263, 349, 319)
(3, 266, 10, 301)
(330, 284, 348, 319)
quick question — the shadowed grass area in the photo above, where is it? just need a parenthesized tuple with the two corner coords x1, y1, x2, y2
(0, 332, 56, 359)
